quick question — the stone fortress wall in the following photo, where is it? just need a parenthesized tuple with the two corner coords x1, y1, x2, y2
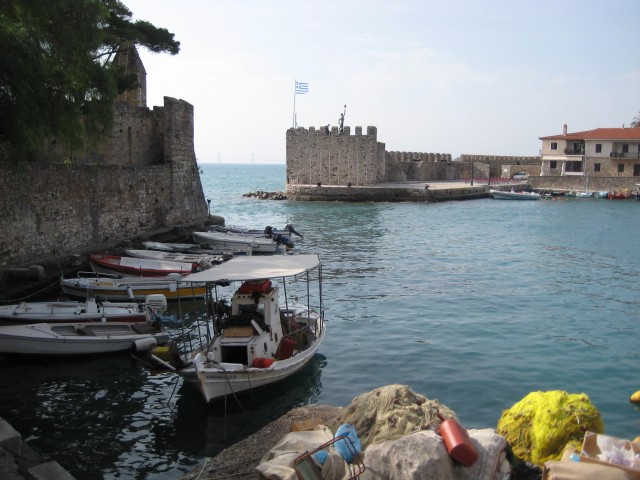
(286, 126, 541, 187)
(0, 45, 208, 268)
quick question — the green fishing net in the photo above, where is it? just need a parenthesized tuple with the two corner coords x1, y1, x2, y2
(497, 390, 604, 466)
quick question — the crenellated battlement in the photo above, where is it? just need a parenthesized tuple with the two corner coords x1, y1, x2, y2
(387, 151, 452, 162)
(287, 125, 378, 138)
(286, 125, 456, 186)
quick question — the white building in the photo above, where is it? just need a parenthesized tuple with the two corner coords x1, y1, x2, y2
(539, 125, 640, 177)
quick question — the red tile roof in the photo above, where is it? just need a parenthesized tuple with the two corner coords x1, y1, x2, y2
(540, 127, 640, 141)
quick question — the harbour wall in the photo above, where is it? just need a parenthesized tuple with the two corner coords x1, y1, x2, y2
(529, 175, 640, 192)
(0, 96, 208, 269)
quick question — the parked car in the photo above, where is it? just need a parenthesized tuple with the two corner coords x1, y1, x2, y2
(513, 172, 529, 180)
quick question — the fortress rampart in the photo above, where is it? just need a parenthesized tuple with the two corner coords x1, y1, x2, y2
(286, 126, 455, 186)
(0, 45, 208, 269)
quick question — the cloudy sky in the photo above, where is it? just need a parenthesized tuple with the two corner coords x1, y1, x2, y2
(125, 0, 640, 163)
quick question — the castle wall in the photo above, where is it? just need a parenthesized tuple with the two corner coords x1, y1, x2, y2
(0, 97, 207, 268)
(286, 126, 386, 186)
(286, 126, 456, 185)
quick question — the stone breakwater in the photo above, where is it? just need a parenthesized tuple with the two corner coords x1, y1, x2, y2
(0, 417, 75, 479)
(243, 191, 288, 200)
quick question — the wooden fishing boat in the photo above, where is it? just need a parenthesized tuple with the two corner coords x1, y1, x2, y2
(0, 295, 167, 324)
(89, 254, 202, 277)
(174, 254, 326, 404)
(123, 249, 230, 265)
(490, 189, 541, 200)
(60, 273, 206, 301)
(0, 321, 170, 356)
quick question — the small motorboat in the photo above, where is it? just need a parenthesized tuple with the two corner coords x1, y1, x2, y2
(0, 321, 170, 356)
(172, 254, 326, 404)
(89, 254, 204, 277)
(60, 273, 207, 302)
(211, 224, 303, 239)
(490, 189, 541, 200)
(123, 249, 230, 266)
(192, 230, 291, 254)
(0, 295, 167, 324)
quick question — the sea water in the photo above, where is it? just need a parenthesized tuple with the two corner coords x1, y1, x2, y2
(0, 162, 639, 479)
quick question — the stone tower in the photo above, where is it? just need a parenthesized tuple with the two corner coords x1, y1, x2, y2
(114, 42, 147, 108)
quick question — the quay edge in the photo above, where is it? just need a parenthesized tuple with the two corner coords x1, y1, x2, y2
(285, 182, 490, 202)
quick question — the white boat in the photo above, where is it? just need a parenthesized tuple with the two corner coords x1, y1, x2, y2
(490, 189, 541, 200)
(123, 249, 229, 266)
(212, 224, 303, 239)
(0, 295, 167, 324)
(60, 273, 207, 301)
(175, 254, 325, 404)
(141, 241, 201, 253)
(0, 321, 170, 356)
(192, 230, 289, 254)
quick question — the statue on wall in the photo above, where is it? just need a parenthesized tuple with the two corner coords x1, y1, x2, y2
(338, 105, 346, 133)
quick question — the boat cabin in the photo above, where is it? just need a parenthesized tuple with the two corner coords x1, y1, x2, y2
(212, 279, 302, 368)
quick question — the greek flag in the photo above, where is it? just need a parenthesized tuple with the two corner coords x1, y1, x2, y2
(295, 81, 309, 94)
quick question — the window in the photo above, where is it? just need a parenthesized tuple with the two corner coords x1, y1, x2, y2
(551, 142, 558, 151)
(618, 163, 624, 173)
(622, 144, 629, 153)
(594, 163, 600, 172)
(634, 164, 640, 176)
(550, 161, 557, 169)
(595, 144, 602, 153)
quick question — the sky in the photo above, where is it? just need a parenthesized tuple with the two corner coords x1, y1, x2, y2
(125, 0, 640, 163)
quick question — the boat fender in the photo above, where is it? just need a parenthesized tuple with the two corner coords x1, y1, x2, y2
(630, 391, 640, 403)
(134, 337, 158, 351)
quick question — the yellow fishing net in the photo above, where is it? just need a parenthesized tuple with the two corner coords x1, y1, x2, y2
(496, 390, 604, 466)
(330, 384, 455, 449)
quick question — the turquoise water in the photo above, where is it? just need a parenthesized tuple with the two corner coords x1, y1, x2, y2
(0, 162, 639, 479)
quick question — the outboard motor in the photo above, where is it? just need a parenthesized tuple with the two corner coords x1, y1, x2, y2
(285, 224, 303, 238)
(273, 233, 294, 248)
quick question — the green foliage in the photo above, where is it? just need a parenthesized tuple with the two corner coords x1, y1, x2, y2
(0, 0, 180, 159)
(631, 112, 640, 128)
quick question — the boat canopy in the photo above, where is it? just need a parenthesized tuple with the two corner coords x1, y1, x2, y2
(180, 254, 320, 283)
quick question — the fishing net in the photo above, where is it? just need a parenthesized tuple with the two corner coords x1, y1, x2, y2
(330, 384, 455, 449)
(496, 390, 604, 466)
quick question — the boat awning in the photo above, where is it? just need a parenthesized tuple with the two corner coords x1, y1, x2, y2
(180, 254, 320, 283)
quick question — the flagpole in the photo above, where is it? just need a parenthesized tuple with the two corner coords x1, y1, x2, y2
(292, 79, 297, 128)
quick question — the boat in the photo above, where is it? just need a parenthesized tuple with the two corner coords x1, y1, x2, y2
(60, 273, 207, 301)
(212, 223, 303, 239)
(192, 230, 292, 254)
(141, 241, 201, 253)
(0, 320, 170, 356)
(89, 254, 205, 277)
(608, 190, 630, 200)
(123, 249, 230, 265)
(142, 241, 250, 256)
(490, 189, 541, 200)
(0, 295, 167, 324)
(173, 254, 326, 404)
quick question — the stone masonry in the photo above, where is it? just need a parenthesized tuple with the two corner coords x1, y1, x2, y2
(0, 46, 208, 269)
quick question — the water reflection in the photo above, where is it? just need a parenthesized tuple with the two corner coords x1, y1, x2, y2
(0, 350, 326, 479)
